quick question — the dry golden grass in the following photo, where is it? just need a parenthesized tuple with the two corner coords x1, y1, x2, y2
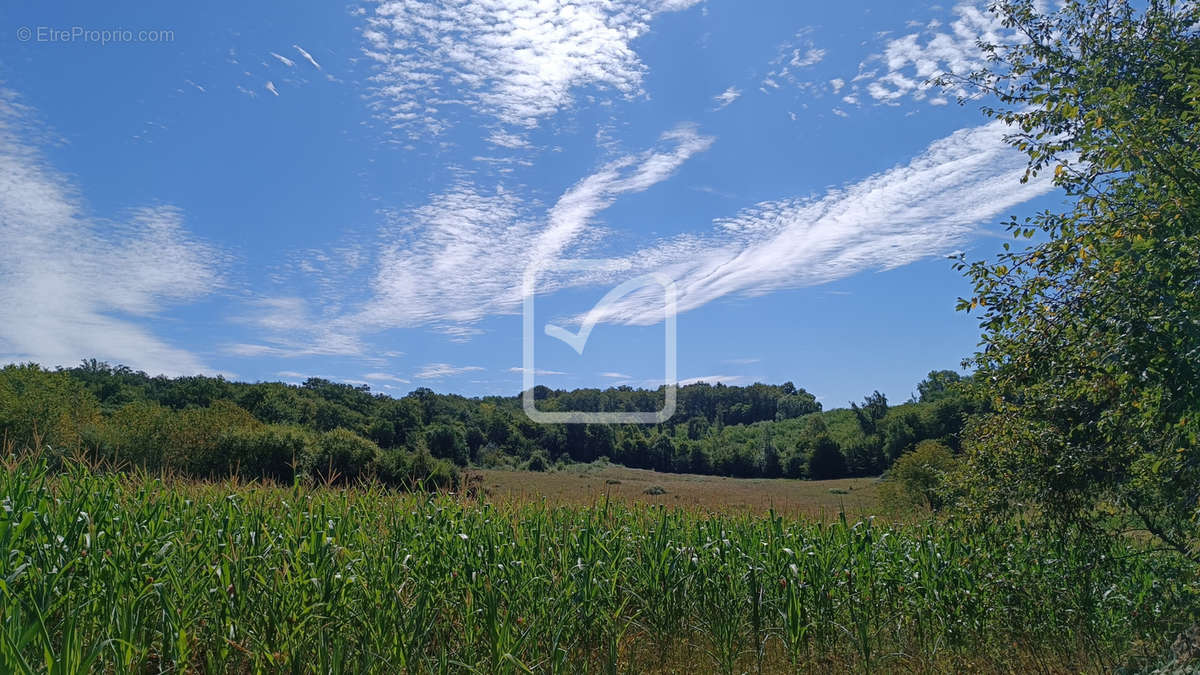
(475, 462, 885, 520)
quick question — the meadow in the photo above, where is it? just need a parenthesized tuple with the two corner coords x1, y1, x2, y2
(476, 462, 884, 520)
(0, 457, 1191, 674)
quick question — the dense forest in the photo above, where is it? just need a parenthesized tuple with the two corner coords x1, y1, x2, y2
(0, 359, 974, 488)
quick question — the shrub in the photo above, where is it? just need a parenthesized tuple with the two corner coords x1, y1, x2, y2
(167, 401, 262, 472)
(881, 439, 957, 512)
(307, 428, 381, 482)
(524, 450, 551, 472)
(0, 363, 101, 453)
(402, 442, 459, 489)
(212, 424, 315, 482)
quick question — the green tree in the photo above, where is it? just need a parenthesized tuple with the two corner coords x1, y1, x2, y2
(807, 436, 846, 480)
(425, 423, 469, 465)
(0, 364, 101, 453)
(775, 389, 822, 420)
(916, 370, 963, 403)
(759, 424, 781, 478)
(945, 0, 1200, 560)
(850, 391, 888, 436)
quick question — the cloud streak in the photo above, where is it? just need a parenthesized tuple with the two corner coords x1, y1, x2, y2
(569, 120, 1056, 325)
(293, 44, 322, 70)
(347, 124, 713, 333)
(414, 363, 485, 379)
(0, 91, 223, 376)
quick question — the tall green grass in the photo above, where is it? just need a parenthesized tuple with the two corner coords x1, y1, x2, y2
(0, 457, 1192, 673)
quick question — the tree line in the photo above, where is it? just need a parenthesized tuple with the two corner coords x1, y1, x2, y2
(0, 359, 973, 487)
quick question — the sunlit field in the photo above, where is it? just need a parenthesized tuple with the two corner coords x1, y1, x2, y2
(477, 463, 884, 520)
(0, 458, 1189, 674)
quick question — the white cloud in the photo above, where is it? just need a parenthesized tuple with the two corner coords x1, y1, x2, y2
(678, 374, 748, 386)
(486, 130, 531, 149)
(293, 44, 322, 70)
(713, 86, 741, 110)
(723, 358, 760, 365)
(559, 120, 1056, 326)
(245, 123, 712, 357)
(226, 296, 368, 358)
(600, 371, 632, 378)
(265, 81, 280, 96)
(791, 47, 826, 68)
(349, 124, 713, 334)
(0, 90, 223, 376)
(762, 29, 826, 93)
(830, 78, 845, 93)
(270, 52, 296, 67)
(364, 372, 410, 383)
(508, 367, 566, 375)
(360, 0, 701, 133)
(855, 2, 1019, 105)
(254, 117, 1058, 357)
(414, 363, 485, 379)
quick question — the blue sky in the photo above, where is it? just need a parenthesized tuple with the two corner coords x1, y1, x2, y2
(0, 0, 1063, 407)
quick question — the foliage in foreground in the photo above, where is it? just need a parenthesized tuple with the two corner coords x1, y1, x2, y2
(948, 0, 1200, 562)
(0, 459, 1194, 673)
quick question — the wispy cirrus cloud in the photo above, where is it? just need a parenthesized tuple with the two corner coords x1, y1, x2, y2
(293, 44, 322, 70)
(0, 90, 224, 376)
(678, 374, 750, 386)
(360, 0, 701, 136)
(353, 123, 713, 332)
(561, 120, 1056, 326)
(761, 29, 827, 93)
(508, 367, 566, 376)
(242, 123, 712, 357)
(364, 372, 410, 384)
(713, 87, 741, 110)
(247, 116, 1053, 358)
(414, 363, 484, 379)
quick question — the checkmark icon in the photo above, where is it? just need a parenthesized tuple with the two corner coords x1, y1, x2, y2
(543, 275, 657, 355)
(523, 265, 677, 424)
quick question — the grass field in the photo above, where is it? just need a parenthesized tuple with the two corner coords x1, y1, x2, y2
(0, 458, 1193, 673)
(477, 463, 884, 519)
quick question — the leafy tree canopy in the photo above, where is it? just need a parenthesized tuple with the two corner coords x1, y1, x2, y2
(946, 0, 1200, 561)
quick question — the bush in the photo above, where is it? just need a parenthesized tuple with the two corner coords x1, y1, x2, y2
(0, 363, 101, 453)
(88, 399, 262, 475)
(212, 424, 315, 482)
(307, 428, 381, 482)
(523, 450, 551, 472)
(881, 439, 957, 512)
